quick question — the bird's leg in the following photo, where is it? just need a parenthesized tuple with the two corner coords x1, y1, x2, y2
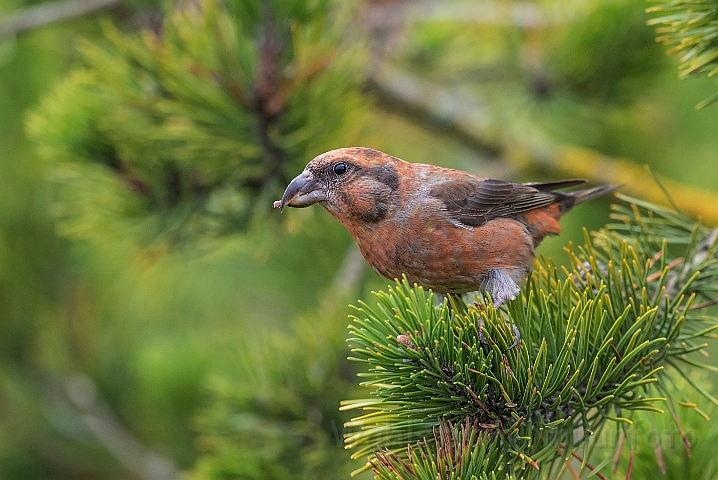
(443, 289, 519, 349)
(435, 292, 447, 309)
(476, 315, 520, 349)
(481, 269, 521, 308)
(507, 324, 521, 350)
(480, 269, 521, 349)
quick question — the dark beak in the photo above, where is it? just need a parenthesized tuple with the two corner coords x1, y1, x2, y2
(273, 171, 327, 212)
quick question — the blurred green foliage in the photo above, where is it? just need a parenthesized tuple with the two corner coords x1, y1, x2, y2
(592, 373, 718, 479)
(193, 301, 362, 479)
(546, 0, 665, 102)
(1, 0, 718, 478)
(26, 0, 363, 248)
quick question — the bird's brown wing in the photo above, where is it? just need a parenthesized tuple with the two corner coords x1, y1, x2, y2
(430, 178, 586, 227)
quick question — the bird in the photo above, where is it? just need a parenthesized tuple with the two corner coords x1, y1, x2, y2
(274, 147, 618, 308)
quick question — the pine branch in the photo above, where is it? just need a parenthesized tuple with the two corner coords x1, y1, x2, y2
(25, 0, 364, 249)
(192, 287, 363, 479)
(370, 420, 504, 480)
(646, 0, 718, 108)
(342, 196, 718, 478)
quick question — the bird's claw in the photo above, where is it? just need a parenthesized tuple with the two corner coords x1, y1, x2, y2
(508, 324, 520, 349)
(477, 317, 520, 350)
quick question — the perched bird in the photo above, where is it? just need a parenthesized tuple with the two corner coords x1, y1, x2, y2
(274, 147, 618, 307)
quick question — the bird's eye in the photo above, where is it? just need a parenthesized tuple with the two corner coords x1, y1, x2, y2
(333, 162, 348, 176)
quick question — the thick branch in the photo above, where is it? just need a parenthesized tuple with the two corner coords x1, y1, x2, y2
(253, 5, 290, 184)
(366, 65, 718, 225)
(46, 374, 186, 480)
(0, 0, 120, 37)
(366, 65, 503, 159)
(365, 1, 577, 29)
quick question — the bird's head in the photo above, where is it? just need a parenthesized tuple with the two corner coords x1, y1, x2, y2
(275, 147, 401, 223)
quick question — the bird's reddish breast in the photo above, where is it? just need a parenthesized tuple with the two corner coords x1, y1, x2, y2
(339, 163, 536, 293)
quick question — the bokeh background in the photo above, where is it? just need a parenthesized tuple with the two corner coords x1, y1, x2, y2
(1, 0, 717, 478)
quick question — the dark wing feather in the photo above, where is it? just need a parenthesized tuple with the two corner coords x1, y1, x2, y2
(430, 178, 572, 227)
(523, 179, 587, 191)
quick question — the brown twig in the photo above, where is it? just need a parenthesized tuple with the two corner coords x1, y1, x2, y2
(646, 256, 683, 283)
(570, 450, 609, 480)
(690, 299, 718, 310)
(613, 431, 625, 473)
(647, 249, 664, 269)
(565, 461, 581, 480)
(558, 444, 609, 480)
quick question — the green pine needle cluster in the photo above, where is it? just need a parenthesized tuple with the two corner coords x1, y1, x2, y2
(342, 195, 718, 479)
(193, 299, 362, 479)
(646, 0, 718, 108)
(371, 421, 505, 480)
(25, 0, 363, 248)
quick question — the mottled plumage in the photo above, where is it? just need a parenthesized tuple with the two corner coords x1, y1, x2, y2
(275, 147, 618, 306)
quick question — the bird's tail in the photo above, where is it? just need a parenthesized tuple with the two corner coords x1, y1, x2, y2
(561, 184, 621, 211)
(570, 184, 621, 205)
(523, 179, 620, 212)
